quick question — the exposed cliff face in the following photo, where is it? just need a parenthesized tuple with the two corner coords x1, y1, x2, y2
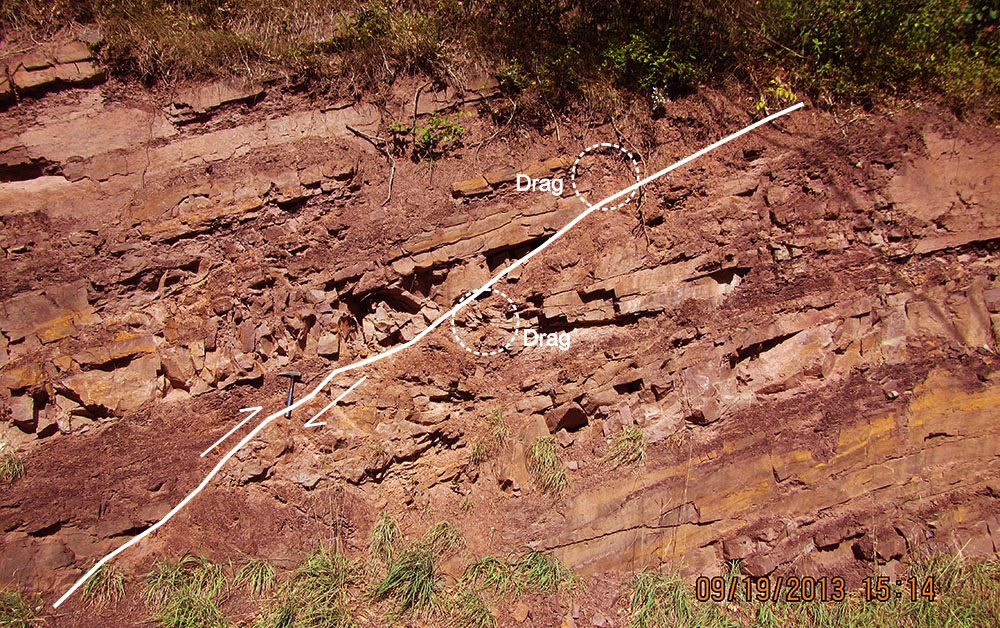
(1, 35, 999, 627)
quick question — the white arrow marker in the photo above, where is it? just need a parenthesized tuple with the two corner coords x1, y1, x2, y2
(304, 376, 367, 428)
(200, 406, 263, 458)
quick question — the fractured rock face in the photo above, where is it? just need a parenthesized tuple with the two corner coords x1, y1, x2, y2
(167, 79, 264, 123)
(60, 353, 161, 414)
(0, 280, 97, 345)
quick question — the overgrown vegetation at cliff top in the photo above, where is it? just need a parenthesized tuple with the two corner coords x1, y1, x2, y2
(1, 0, 998, 115)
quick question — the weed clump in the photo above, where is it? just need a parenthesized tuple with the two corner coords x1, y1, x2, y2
(527, 436, 570, 496)
(373, 547, 440, 617)
(453, 590, 497, 628)
(490, 409, 510, 448)
(370, 512, 401, 566)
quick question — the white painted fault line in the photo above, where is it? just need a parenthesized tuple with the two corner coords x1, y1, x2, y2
(303, 375, 368, 428)
(53, 102, 803, 608)
(200, 406, 263, 457)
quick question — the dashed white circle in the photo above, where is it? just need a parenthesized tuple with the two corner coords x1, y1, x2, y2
(570, 142, 642, 211)
(449, 289, 520, 357)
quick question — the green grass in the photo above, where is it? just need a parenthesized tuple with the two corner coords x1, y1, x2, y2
(1, 443, 24, 485)
(373, 548, 440, 618)
(83, 564, 126, 607)
(236, 558, 275, 597)
(626, 554, 1000, 628)
(0, 591, 35, 628)
(143, 554, 229, 628)
(463, 550, 578, 598)
(607, 426, 647, 468)
(489, 409, 509, 448)
(369, 512, 400, 566)
(527, 436, 570, 496)
(418, 520, 464, 557)
(453, 590, 497, 628)
(252, 544, 357, 628)
(470, 440, 489, 465)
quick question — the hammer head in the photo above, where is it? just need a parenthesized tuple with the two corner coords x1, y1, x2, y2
(278, 371, 301, 379)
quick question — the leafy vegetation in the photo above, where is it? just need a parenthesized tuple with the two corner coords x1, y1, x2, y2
(0, 441, 24, 485)
(0, 591, 35, 628)
(627, 553, 1000, 628)
(390, 112, 469, 161)
(2, 0, 997, 115)
(527, 436, 570, 496)
(83, 564, 126, 607)
(607, 426, 647, 468)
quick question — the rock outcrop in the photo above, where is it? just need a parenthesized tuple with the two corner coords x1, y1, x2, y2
(1, 41, 999, 627)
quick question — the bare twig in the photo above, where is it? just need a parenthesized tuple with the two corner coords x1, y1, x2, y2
(347, 124, 396, 206)
(411, 81, 432, 144)
(472, 99, 517, 174)
(610, 116, 652, 248)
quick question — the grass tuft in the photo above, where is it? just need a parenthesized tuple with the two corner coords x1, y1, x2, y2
(470, 440, 489, 465)
(1, 442, 25, 485)
(527, 436, 570, 496)
(419, 520, 464, 558)
(83, 564, 126, 607)
(236, 558, 275, 597)
(373, 547, 440, 618)
(143, 554, 229, 628)
(489, 409, 509, 448)
(453, 590, 497, 628)
(252, 544, 357, 628)
(607, 426, 647, 468)
(0, 591, 35, 628)
(370, 512, 400, 566)
(464, 550, 577, 598)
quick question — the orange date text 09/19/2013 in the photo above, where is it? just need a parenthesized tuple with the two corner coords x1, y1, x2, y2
(693, 575, 936, 604)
